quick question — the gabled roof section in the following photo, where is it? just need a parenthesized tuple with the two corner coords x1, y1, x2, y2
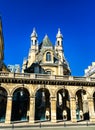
(41, 34, 53, 47)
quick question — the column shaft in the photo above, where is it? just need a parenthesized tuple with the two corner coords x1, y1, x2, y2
(51, 97, 56, 122)
(70, 97, 77, 122)
(5, 96, 12, 124)
(88, 97, 95, 122)
(29, 97, 35, 123)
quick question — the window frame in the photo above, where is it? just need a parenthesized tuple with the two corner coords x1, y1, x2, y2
(46, 52, 51, 61)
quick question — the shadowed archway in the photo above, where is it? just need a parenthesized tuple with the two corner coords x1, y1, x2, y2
(11, 87, 30, 121)
(35, 88, 50, 121)
(0, 87, 7, 122)
(93, 92, 95, 112)
(76, 89, 89, 121)
(57, 89, 71, 121)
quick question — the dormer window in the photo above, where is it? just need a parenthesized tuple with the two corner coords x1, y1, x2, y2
(46, 52, 51, 61)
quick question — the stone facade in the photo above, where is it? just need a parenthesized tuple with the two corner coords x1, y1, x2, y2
(85, 62, 95, 77)
(0, 19, 95, 125)
(7, 64, 20, 73)
(0, 73, 95, 124)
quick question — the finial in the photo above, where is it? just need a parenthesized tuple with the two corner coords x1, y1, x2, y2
(58, 28, 61, 34)
(31, 27, 37, 37)
(33, 27, 36, 33)
(56, 28, 63, 38)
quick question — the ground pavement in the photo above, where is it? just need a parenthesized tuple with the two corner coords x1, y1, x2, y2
(0, 126, 95, 130)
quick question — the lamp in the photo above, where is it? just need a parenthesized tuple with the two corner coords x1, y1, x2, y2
(20, 84, 24, 96)
(42, 84, 45, 102)
(81, 86, 84, 100)
(62, 86, 65, 97)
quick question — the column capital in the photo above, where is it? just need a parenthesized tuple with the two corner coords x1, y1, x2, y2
(50, 96, 56, 101)
(88, 97, 94, 101)
(30, 96, 35, 99)
(70, 96, 75, 100)
(7, 95, 12, 100)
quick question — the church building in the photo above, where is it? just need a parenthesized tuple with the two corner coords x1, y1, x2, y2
(0, 17, 95, 125)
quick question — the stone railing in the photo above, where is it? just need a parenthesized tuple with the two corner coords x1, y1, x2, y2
(0, 71, 95, 82)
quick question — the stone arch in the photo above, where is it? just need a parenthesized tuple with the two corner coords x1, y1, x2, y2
(74, 87, 91, 98)
(56, 86, 71, 121)
(75, 88, 90, 121)
(11, 86, 30, 121)
(0, 86, 8, 122)
(0, 84, 10, 96)
(55, 86, 71, 98)
(34, 84, 51, 97)
(35, 86, 51, 121)
(44, 49, 54, 54)
(10, 84, 30, 97)
(55, 86, 64, 97)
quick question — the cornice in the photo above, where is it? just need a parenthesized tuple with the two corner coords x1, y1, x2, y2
(0, 72, 95, 86)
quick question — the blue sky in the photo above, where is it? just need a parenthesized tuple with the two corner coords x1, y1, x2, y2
(0, 0, 95, 76)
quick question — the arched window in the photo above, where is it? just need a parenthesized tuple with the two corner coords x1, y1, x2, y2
(46, 52, 51, 61)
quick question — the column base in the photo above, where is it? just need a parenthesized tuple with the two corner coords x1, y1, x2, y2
(51, 114, 56, 123)
(71, 118, 77, 123)
(90, 117, 95, 122)
(51, 120, 57, 123)
(29, 120, 35, 123)
(5, 120, 11, 124)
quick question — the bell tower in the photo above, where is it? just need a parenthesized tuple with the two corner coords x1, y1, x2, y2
(27, 28, 38, 67)
(55, 28, 64, 62)
(30, 28, 38, 46)
(56, 28, 63, 47)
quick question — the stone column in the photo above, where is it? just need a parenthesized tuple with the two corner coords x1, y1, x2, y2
(70, 97, 77, 122)
(50, 97, 57, 122)
(29, 96, 35, 123)
(5, 96, 12, 124)
(88, 97, 95, 122)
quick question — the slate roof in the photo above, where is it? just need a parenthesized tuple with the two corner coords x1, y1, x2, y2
(40, 35, 53, 48)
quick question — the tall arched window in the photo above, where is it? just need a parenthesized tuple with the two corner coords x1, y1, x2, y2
(46, 52, 51, 61)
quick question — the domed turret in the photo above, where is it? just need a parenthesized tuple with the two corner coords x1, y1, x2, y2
(30, 28, 38, 45)
(56, 28, 63, 46)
